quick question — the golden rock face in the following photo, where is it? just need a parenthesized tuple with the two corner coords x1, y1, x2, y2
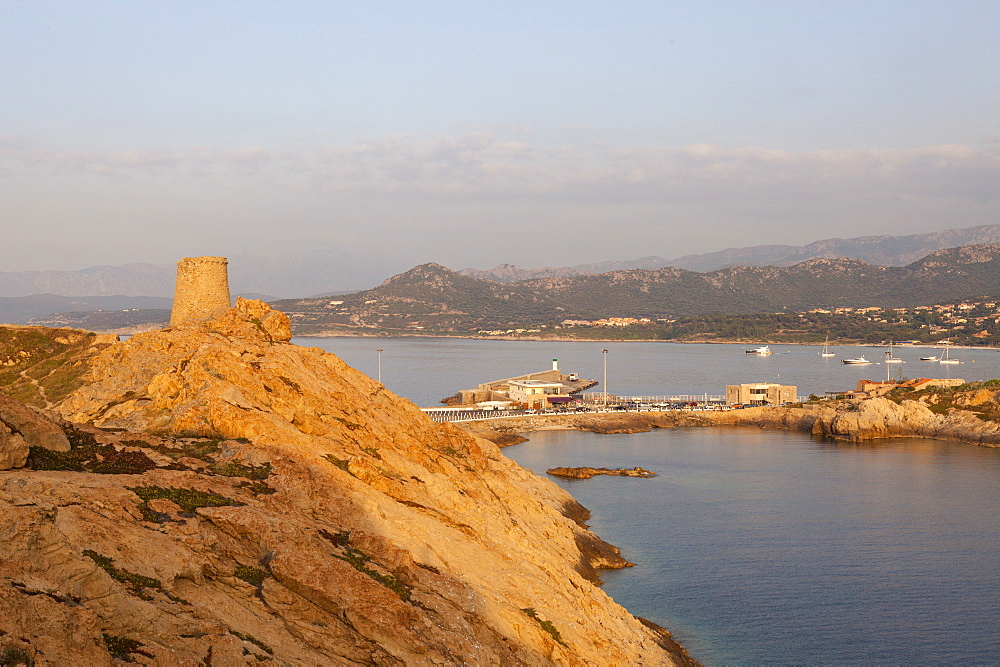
(0, 299, 684, 664)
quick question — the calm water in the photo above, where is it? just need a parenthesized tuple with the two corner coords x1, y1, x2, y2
(296, 337, 1000, 407)
(506, 429, 1000, 665)
(293, 337, 1000, 664)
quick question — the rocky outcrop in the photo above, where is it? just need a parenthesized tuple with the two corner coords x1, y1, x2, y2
(0, 394, 70, 469)
(0, 299, 689, 664)
(547, 467, 656, 479)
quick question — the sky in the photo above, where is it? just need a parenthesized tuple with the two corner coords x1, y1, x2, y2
(2, 0, 999, 273)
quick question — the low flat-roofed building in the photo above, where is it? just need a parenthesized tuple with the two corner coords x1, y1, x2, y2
(726, 383, 797, 406)
(509, 380, 569, 409)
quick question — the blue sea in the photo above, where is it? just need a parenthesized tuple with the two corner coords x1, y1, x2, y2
(507, 429, 1000, 665)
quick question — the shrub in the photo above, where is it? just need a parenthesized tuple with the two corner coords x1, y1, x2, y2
(521, 607, 565, 645)
(128, 486, 244, 518)
(210, 461, 272, 480)
(27, 440, 156, 475)
(84, 550, 162, 595)
(102, 634, 152, 662)
(234, 565, 269, 588)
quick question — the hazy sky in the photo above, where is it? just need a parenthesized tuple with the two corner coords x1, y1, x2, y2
(2, 0, 998, 272)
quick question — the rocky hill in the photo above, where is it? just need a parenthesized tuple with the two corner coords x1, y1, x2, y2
(0, 300, 689, 664)
(527, 245, 1000, 315)
(275, 245, 1000, 334)
(0, 325, 120, 407)
(272, 263, 592, 334)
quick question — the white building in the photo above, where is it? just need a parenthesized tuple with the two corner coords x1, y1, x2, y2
(508, 380, 569, 409)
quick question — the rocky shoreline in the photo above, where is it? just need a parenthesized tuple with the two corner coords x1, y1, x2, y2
(460, 393, 1000, 449)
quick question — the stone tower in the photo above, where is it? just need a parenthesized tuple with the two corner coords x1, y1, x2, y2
(169, 256, 231, 327)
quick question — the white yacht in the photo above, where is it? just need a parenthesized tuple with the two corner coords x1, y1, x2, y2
(842, 356, 872, 365)
(746, 346, 772, 355)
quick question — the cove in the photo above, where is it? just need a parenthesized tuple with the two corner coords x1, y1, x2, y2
(505, 428, 1000, 665)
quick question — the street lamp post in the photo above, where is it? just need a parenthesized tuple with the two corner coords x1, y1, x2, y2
(376, 349, 383, 383)
(602, 349, 608, 406)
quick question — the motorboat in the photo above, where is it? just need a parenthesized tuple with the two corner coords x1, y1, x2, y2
(746, 346, 772, 355)
(919, 354, 939, 361)
(842, 356, 872, 365)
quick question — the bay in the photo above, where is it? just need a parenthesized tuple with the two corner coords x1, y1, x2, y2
(292, 336, 1000, 664)
(506, 429, 1000, 665)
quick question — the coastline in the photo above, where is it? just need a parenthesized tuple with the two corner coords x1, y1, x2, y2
(290, 331, 998, 349)
(459, 400, 1000, 449)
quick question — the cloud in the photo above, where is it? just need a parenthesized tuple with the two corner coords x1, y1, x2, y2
(3, 133, 998, 206)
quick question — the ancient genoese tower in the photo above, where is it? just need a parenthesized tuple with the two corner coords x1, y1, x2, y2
(169, 256, 231, 327)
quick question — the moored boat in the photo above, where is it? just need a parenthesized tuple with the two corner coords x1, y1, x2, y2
(746, 345, 772, 355)
(885, 341, 904, 363)
(842, 356, 872, 365)
(939, 345, 961, 364)
(821, 335, 835, 357)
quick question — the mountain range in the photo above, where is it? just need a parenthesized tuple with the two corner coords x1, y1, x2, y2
(460, 224, 1000, 282)
(3, 224, 999, 302)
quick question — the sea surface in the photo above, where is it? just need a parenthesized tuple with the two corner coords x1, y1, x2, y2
(292, 337, 1000, 664)
(506, 429, 1000, 665)
(295, 337, 999, 407)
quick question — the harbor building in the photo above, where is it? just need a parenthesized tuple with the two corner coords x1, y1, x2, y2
(443, 358, 596, 405)
(507, 380, 572, 409)
(726, 383, 797, 406)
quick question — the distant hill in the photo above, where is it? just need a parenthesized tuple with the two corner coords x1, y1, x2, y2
(460, 224, 1000, 282)
(525, 245, 1000, 316)
(279, 244, 1000, 333)
(664, 224, 1000, 273)
(26, 309, 171, 333)
(0, 295, 173, 325)
(271, 263, 587, 334)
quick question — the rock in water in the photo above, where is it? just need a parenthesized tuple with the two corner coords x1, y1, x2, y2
(547, 466, 658, 479)
(0, 299, 691, 664)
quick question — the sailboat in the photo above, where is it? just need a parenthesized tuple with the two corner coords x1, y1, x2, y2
(885, 340, 904, 364)
(820, 335, 835, 357)
(939, 345, 961, 364)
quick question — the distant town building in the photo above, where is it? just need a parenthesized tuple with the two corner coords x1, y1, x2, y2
(726, 383, 797, 406)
